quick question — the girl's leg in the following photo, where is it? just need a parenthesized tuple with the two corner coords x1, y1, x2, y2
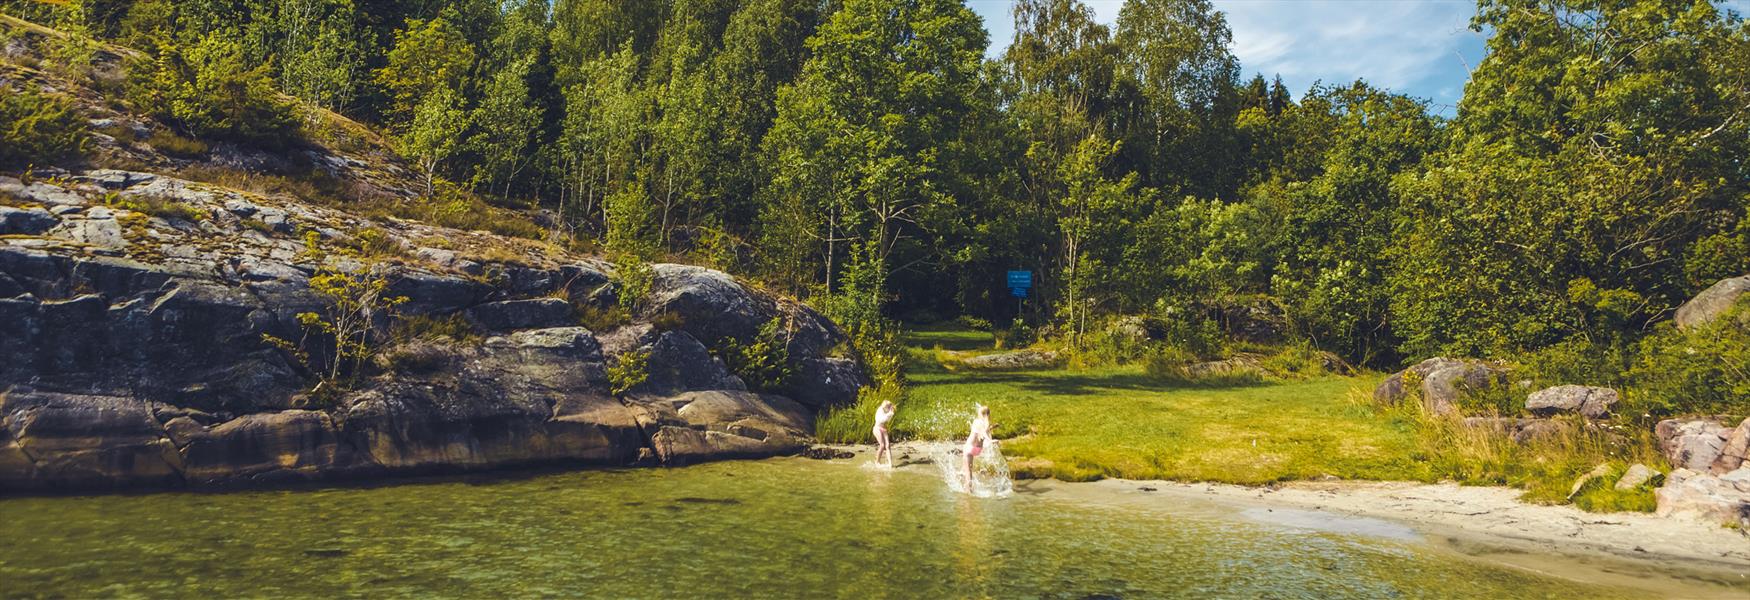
(961, 451, 973, 492)
(877, 429, 891, 466)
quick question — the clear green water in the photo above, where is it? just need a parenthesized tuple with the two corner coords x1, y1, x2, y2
(0, 458, 1682, 598)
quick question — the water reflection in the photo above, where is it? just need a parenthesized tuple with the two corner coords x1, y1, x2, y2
(0, 459, 1713, 599)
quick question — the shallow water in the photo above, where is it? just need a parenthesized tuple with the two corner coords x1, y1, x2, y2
(0, 458, 1706, 598)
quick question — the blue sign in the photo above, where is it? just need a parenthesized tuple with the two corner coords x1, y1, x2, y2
(1007, 270, 1031, 299)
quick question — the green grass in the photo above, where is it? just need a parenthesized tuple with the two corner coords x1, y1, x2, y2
(840, 326, 1668, 511)
(898, 366, 1421, 485)
(876, 326, 1424, 485)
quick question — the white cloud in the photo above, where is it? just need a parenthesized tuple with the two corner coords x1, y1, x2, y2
(1211, 0, 1483, 110)
(973, 1, 1747, 115)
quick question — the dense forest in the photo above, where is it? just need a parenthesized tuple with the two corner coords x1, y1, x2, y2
(2, 0, 1747, 385)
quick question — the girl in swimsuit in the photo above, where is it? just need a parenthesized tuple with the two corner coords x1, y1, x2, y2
(872, 400, 896, 468)
(961, 404, 991, 492)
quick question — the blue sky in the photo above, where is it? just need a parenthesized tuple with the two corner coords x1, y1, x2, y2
(967, 0, 1750, 116)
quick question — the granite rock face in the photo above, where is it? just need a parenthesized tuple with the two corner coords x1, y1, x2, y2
(0, 172, 866, 492)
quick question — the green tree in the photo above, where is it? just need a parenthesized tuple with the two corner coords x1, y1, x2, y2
(1261, 82, 1439, 364)
(1111, 0, 1242, 199)
(276, 0, 367, 114)
(400, 86, 470, 195)
(130, 33, 298, 144)
(761, 0, 995, 299)
(1388, 0, 1750, 359)
(374, 14, 476, 124)
(465, 55, 543, 197)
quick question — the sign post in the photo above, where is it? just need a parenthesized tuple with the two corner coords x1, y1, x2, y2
(1007, 270, 1032, 318)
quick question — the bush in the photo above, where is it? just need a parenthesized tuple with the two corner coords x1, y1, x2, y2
(611, 254, 654, 313)
(993, 317, 1033, 349)
(104, 193, 205, 222)
(144, 129, 207, 158)
(1259, 342, 1339, 379)
(577, 304, 630, 331)
(1627, 299, 1750, 419)
(717, 317, 792, 392)
(1399, 396, 1665, 510)
(607, 349, 649, 395)
(0, 85, 87, 168)
(390, 314, 477, 345)
(1142, 346, 1263, 386)
(129, 34, 298, 145)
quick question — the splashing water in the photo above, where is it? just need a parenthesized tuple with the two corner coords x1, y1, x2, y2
(929, 441, 1013, 498)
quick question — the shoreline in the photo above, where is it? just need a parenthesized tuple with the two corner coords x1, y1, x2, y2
(833, 441, 1750, 597)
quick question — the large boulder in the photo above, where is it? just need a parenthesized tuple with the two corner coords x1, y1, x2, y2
(0, 170, 864, 491)
(1655, 467, 1750, 527)
(640, 264, 866, 407)
(1674, 275, 1750, 330)
(628, 390, 814, 464)
(1524, 385, 1618, 419)
(1656, 418, 1730, 472)
(1711, 417, 1750, 475)
(1374, 357, 1509, 415)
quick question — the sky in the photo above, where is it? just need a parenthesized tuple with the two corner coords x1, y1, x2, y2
(966, 0, 1750, 117)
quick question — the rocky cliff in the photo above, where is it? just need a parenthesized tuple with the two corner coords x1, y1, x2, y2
(0, 170, 867, 492)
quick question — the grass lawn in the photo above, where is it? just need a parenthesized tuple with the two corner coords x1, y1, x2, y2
(889, 328, 1427, 485)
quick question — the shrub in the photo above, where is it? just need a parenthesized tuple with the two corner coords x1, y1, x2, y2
(1627, 299, 1750, 419)
(718, 318, 792, 392)
(1260, 342, 1337, 379)
(993, 317, 1033, 349)
(577, 304, 630, 331)
(144, 129, 208, 158)
(129, 34, 297, 145)
(104, 193, 205, 222)
(1400, 398, 1665, 510)
(650, 310, 686, 332)
(611, 254, 654, 313)
(816, 380, 901, 444)
(0, 86, 87, 168)
(261, 235, 407, 393)
(390, 314, 477, 345)
(955, 315, 992, 331)
(607, 349, 649, 395)
(1142, 346, 1264, 387)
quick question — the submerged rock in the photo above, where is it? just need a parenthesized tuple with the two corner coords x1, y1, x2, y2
(629, 390, 814, 464)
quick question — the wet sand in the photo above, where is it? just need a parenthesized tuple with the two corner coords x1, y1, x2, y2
(833, 442, 1750, 599)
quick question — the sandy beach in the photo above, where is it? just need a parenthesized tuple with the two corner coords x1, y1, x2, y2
(833, 442, 1750, 598)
